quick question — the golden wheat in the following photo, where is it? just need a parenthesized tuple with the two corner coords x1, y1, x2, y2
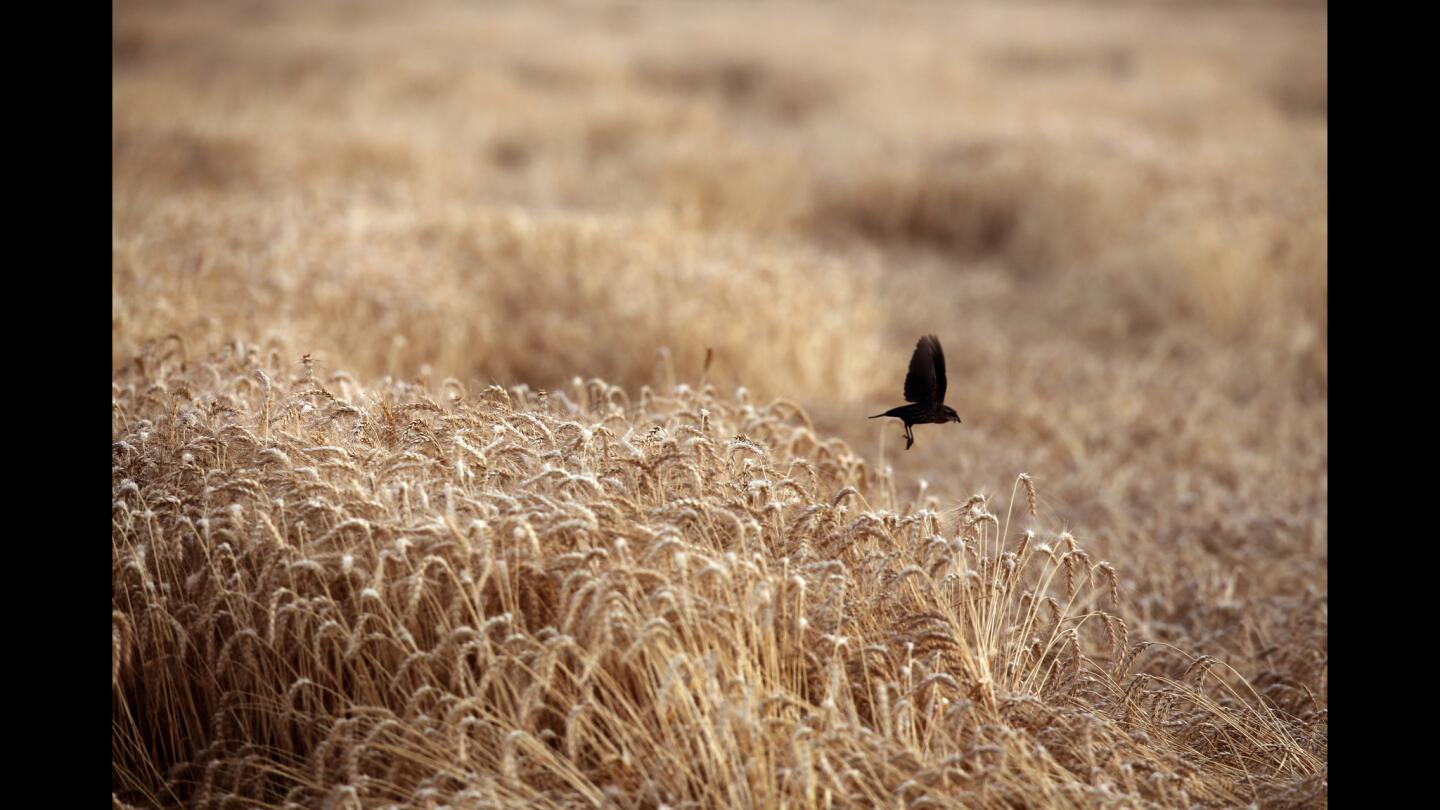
(113, 343, 1322, 806)
(114, 1, 1326, 805)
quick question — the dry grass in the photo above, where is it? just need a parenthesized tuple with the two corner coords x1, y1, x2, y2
(113, 1, 1326, 807)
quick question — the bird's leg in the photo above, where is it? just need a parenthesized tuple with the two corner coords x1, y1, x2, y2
(904, 424, 914, 450)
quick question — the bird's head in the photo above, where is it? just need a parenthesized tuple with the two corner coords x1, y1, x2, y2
(941, 405, 962, 424)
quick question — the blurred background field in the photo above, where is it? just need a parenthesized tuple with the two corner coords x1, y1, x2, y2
(113, 0, 1326, 804)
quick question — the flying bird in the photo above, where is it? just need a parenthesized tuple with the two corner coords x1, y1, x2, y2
(869, 334, 962, 450)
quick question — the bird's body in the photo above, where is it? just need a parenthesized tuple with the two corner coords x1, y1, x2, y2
(870, 334, 961, 449)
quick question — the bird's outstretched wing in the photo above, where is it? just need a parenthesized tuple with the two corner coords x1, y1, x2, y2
(903, 335, 942, 404)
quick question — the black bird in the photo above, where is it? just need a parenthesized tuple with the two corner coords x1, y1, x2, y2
(869, 334, 962, 450)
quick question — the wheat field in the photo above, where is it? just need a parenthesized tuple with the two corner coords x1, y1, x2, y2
(112, 1, 1327, 807)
